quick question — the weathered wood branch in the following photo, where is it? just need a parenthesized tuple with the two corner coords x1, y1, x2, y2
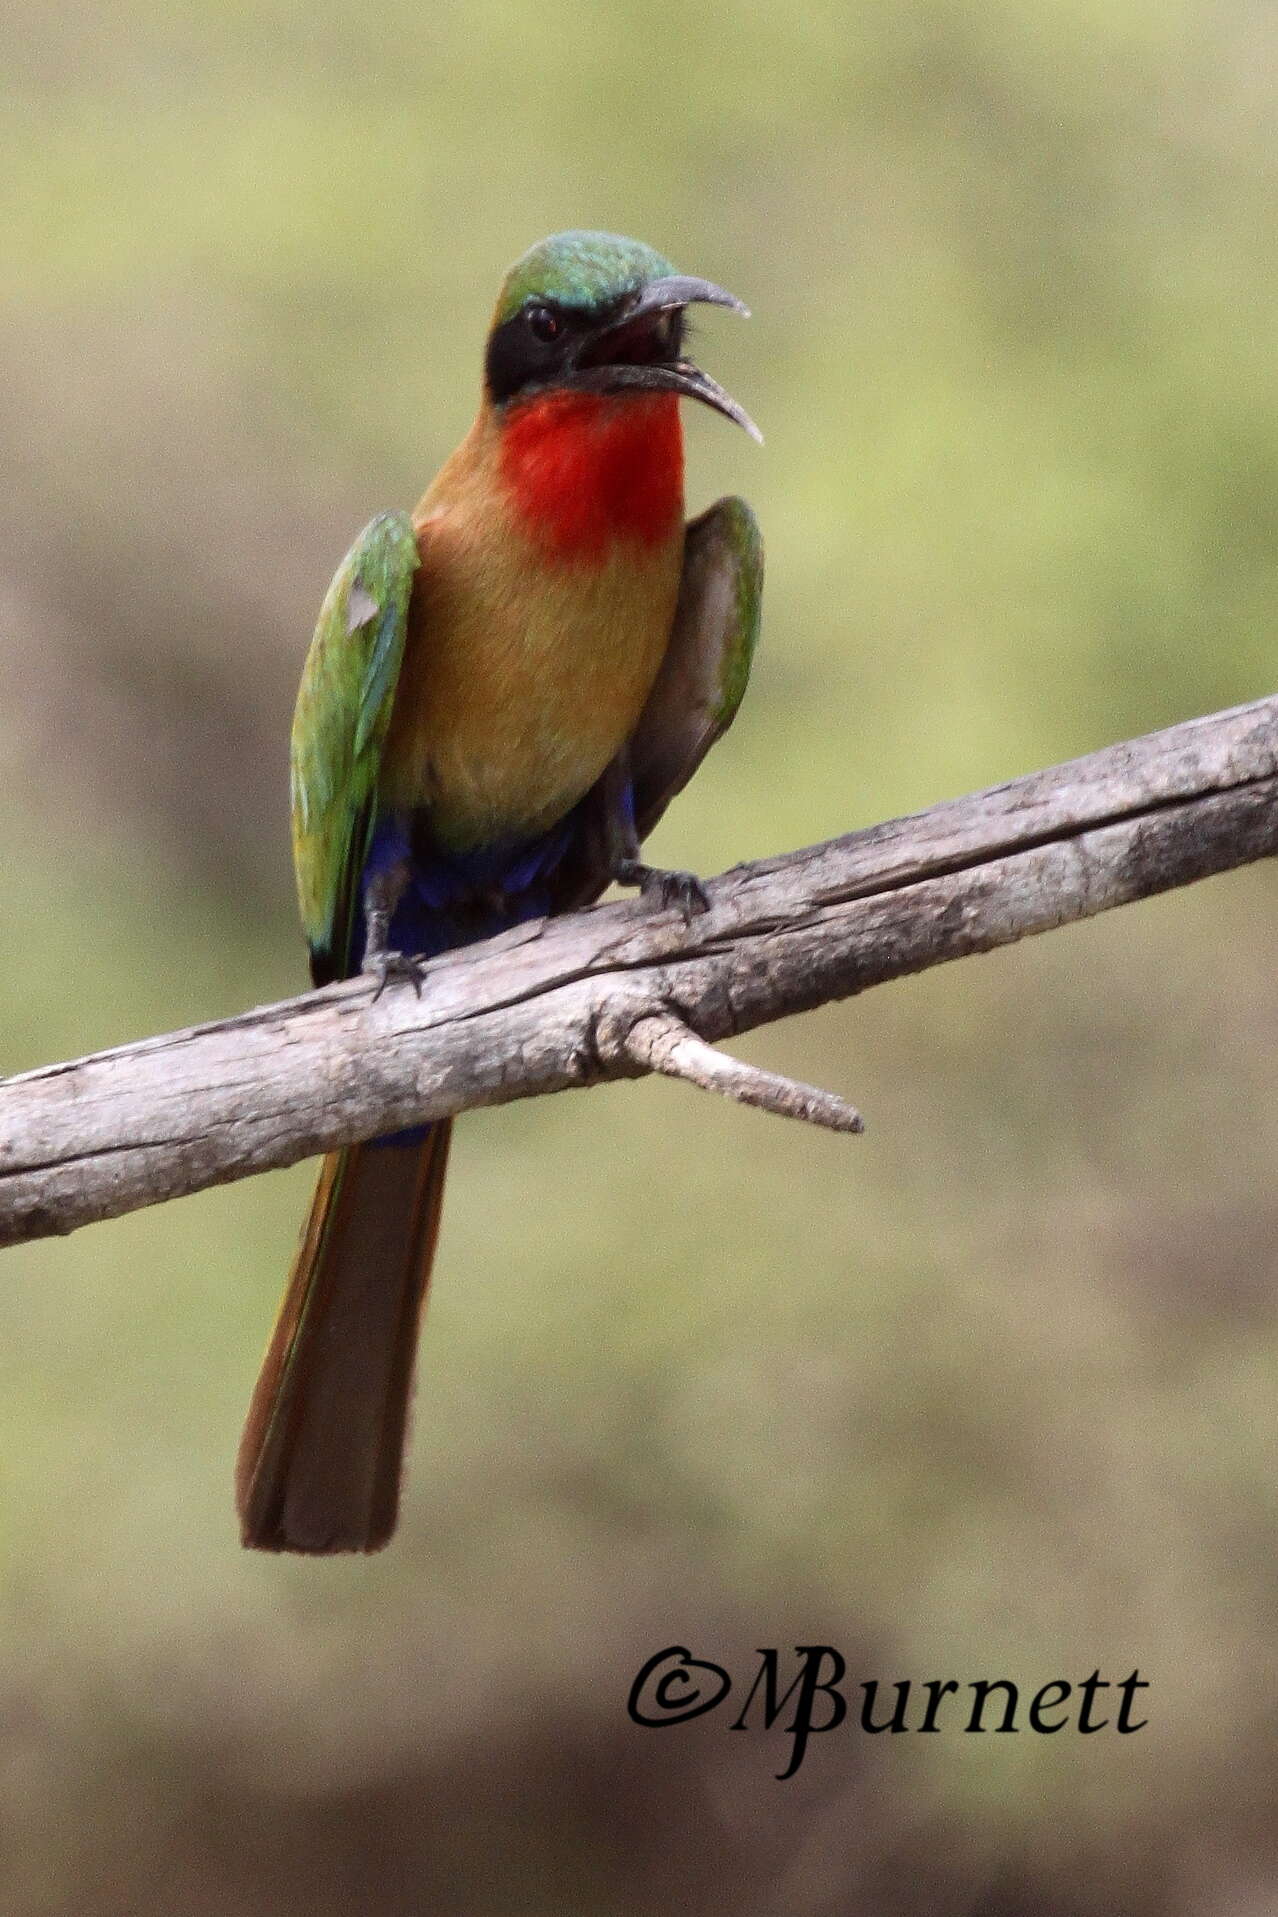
(3, 693, 1277, 1248)
(622, 1011, 866, 1134)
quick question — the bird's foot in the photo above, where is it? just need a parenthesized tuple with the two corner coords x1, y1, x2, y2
(614, 859, 710, 921)
(361, 947, 425, 1002)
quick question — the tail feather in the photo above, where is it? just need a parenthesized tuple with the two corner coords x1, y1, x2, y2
(236, 1122, 452, 1553)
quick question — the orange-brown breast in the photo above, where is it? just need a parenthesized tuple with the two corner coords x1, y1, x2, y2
(379, 396, 686, 851)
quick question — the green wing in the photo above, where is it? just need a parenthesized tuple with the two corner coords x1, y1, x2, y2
(629, 495, 763, 839)
(290, 511, 420, 986)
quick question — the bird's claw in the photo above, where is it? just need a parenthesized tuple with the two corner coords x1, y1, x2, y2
(362, 948, 425, 1001)
(647, 867, 710, 919)
(616, 860, 710, 921)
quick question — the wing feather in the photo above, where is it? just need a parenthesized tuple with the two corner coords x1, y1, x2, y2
(629, 495, 763, 839)
(290, 511, 420, 984)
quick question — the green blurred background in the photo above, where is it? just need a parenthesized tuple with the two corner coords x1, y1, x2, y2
(5, 0, 1278, 1909)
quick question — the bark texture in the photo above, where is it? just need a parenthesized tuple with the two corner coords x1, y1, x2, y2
(2, 693, 1276, 1247)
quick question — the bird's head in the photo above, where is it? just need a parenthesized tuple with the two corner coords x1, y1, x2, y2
(485, 231, 760, 442)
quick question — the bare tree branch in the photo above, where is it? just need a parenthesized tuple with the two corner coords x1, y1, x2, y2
(2, 693, 1277, 1248)
(621, 1012, 865, 1134)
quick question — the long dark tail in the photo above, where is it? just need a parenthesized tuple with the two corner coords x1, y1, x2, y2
(236, 1122, 452, 1553)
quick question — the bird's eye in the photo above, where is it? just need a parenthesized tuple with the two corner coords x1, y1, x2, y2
(526, 304, 562, 344)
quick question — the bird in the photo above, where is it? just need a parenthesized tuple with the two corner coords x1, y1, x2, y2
(236, 230, 763, 1553)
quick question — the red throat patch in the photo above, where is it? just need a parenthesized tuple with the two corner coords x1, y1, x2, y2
(499, 391, 684, 560)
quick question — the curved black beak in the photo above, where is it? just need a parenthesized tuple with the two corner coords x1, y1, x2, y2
(625, 274, 750, 322)
(566, 274, 762, 443)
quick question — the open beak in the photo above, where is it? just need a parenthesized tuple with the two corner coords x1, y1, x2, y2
(567, 274, 762, 443)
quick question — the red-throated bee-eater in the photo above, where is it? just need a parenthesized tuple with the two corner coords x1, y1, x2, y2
(237, 231, 762, 1553)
